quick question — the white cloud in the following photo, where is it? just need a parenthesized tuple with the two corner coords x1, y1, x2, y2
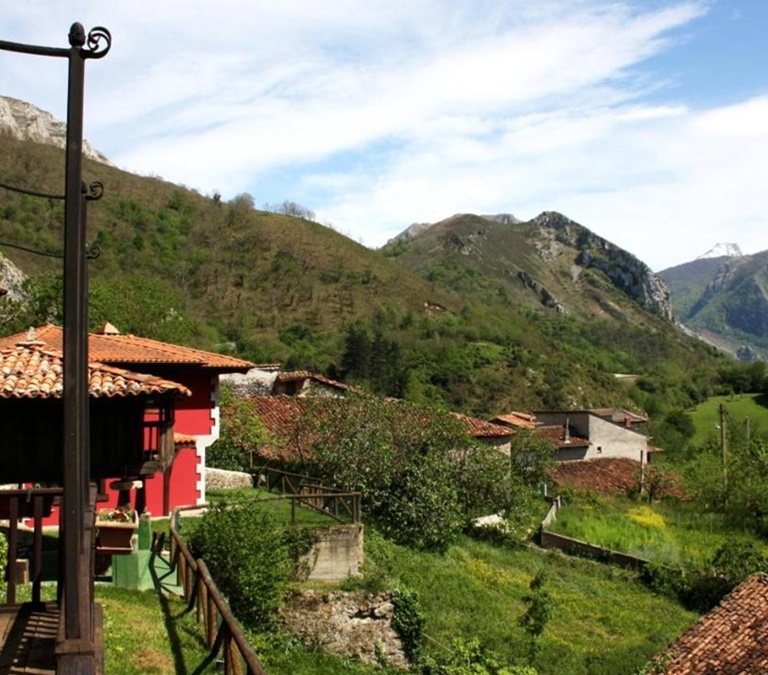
(5, 0, 768, 270)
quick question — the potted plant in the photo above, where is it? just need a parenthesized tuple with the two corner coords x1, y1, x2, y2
(95, 505, 138, 554)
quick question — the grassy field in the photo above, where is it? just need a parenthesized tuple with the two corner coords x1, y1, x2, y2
(364, 530, 697, 675)
(689, 393, 768, 445)
(96, 512, 698, 675)
(7, 495, 698, 674)
(547, 493, 767, 567)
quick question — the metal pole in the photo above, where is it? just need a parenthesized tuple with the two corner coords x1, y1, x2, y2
(62, 20, 89, 643)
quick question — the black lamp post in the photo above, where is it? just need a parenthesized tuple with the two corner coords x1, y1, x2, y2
(0, 23, 110, 673)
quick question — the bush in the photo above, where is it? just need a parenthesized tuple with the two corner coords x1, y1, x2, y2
(641, 539, 768, 613)
(189, 501, 292, 629)
(391, 588, 425, 663)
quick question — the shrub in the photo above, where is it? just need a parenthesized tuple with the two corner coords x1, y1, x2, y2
(189, 501, 292, 630)
(641, 539, 768, 613)
(391, 587, 425, 663)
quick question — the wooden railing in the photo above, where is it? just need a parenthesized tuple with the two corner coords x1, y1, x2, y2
(0, 488, 62, 605)
(169, 506, 267, 675)
(258, 467, 361, 524)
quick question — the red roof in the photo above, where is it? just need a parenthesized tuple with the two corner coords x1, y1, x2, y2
(551, 458, 642, 495)
(452, 413, 515, 439)
(0, 342, 190, 399)
(247, 396, 512, 461)
(656, 574, 768, 674)
(0, 324, 254, 372)
(535, 425, 590, 448)
(490, 411, 537, 429)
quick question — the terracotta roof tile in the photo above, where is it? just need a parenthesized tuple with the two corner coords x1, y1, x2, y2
(535, 425, 590, 448)
(657, 574, 768, 674)
(0, 343, 190, 399)
(490, 411, 537, 429)
(174, 433, 198, 447)
(452, 413, 515, 438)
(551, 458, 643, 495)
(247, 396, 513, 462)
(0, 324, 254, 372)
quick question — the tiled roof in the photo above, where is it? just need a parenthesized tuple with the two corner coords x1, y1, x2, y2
(550, 457, 684, 498)
(656, 574, 768, 674)
(452, 413, 515, 439)
(0, 325, 254, 372)
(551, 458, 643, 495)
(174, 433, 198, 447)
(247, 395, 514, 461)
(274, 371, 352, 391)
(0, 342, 190, 399)
(535, 425, 590, 448)
(490, 411, 537, 429)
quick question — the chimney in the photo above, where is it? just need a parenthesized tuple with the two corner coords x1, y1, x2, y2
(563, 417, 571, 444)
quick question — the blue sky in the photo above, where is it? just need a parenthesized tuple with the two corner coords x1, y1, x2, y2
(1, 0, 767, 271)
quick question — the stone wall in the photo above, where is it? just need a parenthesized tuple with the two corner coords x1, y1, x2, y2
(205, 467, 253, 491)
(306, 524, 363, 581)
(280, 590, 406, 667)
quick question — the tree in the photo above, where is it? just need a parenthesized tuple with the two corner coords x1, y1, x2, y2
(297, 395, 526, 551)
(519, 571, 552, 663)
(209, 383, 271, 471)
(508, 429, 556, 489)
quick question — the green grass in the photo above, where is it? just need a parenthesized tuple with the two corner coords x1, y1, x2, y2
(689, 393, 768, 445)
(548, 494, 767, 567)
(99, 585, 218, 674)
(364, 530, 697, 675)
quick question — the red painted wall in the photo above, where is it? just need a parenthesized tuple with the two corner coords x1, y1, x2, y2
(36, 370, 217, 525)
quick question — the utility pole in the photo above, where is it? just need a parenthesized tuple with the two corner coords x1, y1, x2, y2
(720, 403, 728, 496)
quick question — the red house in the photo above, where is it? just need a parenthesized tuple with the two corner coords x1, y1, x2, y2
(0, 323, 254, 518)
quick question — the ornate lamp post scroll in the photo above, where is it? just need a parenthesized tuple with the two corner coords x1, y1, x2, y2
(0, 23, 110, 673)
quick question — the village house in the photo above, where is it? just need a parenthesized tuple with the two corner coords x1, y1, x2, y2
(534, 409, 651, 464)
(0, 323, 254, 517)
(653, 574, 768, 673)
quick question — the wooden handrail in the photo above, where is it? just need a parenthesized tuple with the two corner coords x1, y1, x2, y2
(170, 509, 267, 675)
(257, 467, 362, 524)
(0, 488, 63, 605)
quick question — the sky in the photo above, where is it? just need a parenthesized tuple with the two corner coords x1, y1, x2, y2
(1, 1, 767, 271)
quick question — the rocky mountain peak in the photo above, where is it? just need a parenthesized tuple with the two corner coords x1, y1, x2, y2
(0, 95, 110, 165)
(695, 243, 743, 260)
(531, 211, 673, 320)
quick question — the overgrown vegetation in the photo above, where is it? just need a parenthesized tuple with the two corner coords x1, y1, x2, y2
(189, 500, 293, 630)
(0, 134, 735, 420)
(287, 395, 545, 551)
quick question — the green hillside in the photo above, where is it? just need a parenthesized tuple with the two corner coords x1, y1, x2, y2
(0, 135, 733, 417)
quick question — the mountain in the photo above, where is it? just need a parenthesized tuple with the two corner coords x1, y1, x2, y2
(0, 95, 110, 165)
(0, 120, 725, 416)
(383, 210, 672, 323)
(660, 249, 768, 361)
(696, 243, 743, 260)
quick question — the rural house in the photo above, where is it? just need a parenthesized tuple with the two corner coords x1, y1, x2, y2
(534, 409, 650, 464)
(0, 323, 254, 517)
(652, 573, 768, 673)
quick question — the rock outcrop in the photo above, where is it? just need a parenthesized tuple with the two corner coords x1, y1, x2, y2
(0, 95, 110, 165)
(532, 211, 673, 320)
(280, 590, 407, 667)
(0, 252, 25, 301)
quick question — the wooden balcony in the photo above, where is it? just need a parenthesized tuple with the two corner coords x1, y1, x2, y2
(0, 489, 103, 674)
